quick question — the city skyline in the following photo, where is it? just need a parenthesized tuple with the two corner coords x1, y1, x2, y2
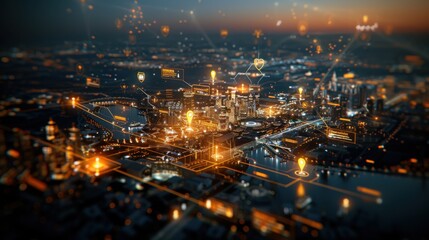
(1, 1, 428, 239)
(1, 0, 429, 45)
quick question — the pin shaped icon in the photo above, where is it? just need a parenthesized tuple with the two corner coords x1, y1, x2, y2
(186, 110, 194, 126)
(298, 158, 306, 173)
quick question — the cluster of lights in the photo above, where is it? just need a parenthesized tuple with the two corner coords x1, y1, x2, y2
(356, 23, 378, 32)
(121, 3, 145, 35)
(356, 15, 378, 32)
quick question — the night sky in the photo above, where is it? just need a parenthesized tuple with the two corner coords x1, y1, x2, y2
(1, 0, 428, 45)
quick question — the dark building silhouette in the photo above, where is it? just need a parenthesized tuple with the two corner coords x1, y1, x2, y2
(367, 98, 374, 114)
(376, 98, 384, 113)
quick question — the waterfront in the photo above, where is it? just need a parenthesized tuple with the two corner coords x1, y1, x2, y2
(247, 146, 429, 237)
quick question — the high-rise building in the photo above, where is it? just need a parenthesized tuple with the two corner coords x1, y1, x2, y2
(45, 118, 59, 141)
(330, 72, 338, 92)
(44, 118, 70, 180)
(376, 98, 384, 113)
(366, 98, 374, 115)
(358, 85, 367, 108)
(218, 113, 229, 131)
(183, 91, 195, 112)
(68, 123, 83, 165)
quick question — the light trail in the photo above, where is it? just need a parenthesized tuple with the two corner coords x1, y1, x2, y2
(313, 33, 358, 97)
(189, 11, 216, 49)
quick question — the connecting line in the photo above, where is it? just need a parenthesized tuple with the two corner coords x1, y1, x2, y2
(256, 65, 269, 85)
(92, 103, 115, 118)
(239, 161, 298, 180)
(189, 13, 216, 50)
(182, 80, 192, 87)
(103, 106, 115, 118)
(313, 34, 358, 97)
(76, 102, 91, 111)
(137, 87, 156, 109)
(231, 63, 254, 84)
(75, 103, 123, 130)
(316, 111, 328, 128)
(106, 146, 148, 158)
(308, 176, 319, 182)
(115, 169, 204, 206)
(108, 143, 188, 161)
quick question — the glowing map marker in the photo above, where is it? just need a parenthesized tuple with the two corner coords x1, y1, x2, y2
(186, 110, 194, 126)
(342, 198, 350, 208)
(298, 158, 306, 173)
(211, 70, 216, 85)
(295, 157, 309, 177)
(172, 209, 179, 220)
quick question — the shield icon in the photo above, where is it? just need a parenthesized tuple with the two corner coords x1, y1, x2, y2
(137, 72, 145, 83)
(254, 58, 264, 71)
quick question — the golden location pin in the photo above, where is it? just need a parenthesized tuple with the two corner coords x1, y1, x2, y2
(298, 158, 306, 173)
(253, 58, 264, 70)
(186, 110, 194, 126)
(220, 29, 228, 38)
(211, 70, 216, 84)
(161, 25, 170, 37)
(342, 198, 350, 208)
(363, 15, 369, 24)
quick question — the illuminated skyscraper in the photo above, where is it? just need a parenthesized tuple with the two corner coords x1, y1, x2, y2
(330, 71, 338, 92)
(68, 123, 83, 165)
(45, 118, 59, 141)
(183, 91, 195, 112)
(44, 118, 70, 180)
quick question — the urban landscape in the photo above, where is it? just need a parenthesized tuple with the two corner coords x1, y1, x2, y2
(1, 0, 429, 239)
